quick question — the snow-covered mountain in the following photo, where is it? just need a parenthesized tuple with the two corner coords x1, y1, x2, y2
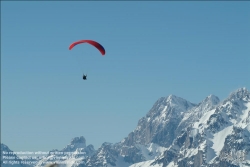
(133, 87, 250, 167)
(2, 87, 250, 167)
(34, 136, 95, 167)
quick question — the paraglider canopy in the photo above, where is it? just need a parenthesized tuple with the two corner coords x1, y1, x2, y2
(69, 40, 105, 55)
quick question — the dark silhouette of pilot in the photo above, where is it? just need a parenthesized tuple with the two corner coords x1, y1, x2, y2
(83, 74, 87, 80)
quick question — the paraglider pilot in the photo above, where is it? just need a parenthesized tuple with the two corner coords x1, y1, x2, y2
(83, 74, 87, 80)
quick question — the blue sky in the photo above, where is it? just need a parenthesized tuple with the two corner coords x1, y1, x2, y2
(1, 2, 249, 151)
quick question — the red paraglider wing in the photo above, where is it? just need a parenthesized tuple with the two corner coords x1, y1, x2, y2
(69, 40, 105, 55)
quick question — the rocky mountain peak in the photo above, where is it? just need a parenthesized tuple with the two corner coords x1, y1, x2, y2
(71, 136, 86, 145)
(195, 94, 220, 111)
(147, 95, 196, 119)
(228, 87, 250, 100)
(166, 94, 195, 109)
(205, 95, 220, 104)
(61, 136, 86, 152)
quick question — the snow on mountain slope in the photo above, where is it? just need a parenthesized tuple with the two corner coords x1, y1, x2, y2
(193, 109, 216, 129)
(177, 95, 220, 137)
(136, 143, 166, 160)
(129, 160, 161, 167)
(211, 125, 234, 157)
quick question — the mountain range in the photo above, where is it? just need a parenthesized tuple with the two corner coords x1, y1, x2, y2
(1, 87, 250, 167)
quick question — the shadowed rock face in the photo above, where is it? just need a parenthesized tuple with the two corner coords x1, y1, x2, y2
(123, 95, 196, 148)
